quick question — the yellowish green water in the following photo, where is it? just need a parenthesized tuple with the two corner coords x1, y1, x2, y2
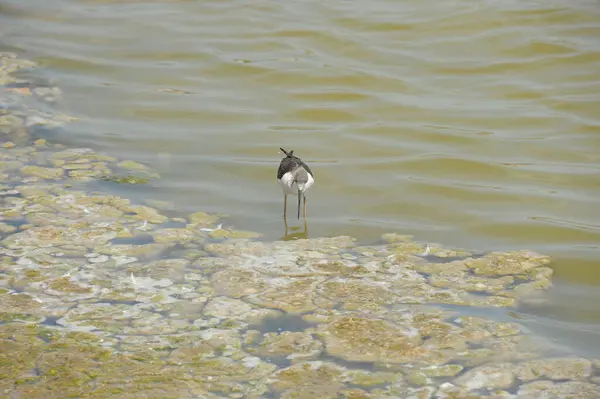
(2, 0, 600, 351)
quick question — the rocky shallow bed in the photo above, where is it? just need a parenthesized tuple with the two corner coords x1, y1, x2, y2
(1, 52, 599, 399)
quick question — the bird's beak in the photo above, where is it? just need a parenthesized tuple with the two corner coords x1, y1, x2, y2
(297, 189, 301, 219)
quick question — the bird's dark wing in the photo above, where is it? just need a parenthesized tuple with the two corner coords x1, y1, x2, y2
(277, 157, 298, 180)
(300, 161, 313, 178)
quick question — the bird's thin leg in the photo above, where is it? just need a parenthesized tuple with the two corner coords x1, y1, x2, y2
(283, 194, 287, 218)
(303, 195, 307, 219)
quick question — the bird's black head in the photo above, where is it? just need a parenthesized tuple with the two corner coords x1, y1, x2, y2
(280, 147, 295, 158)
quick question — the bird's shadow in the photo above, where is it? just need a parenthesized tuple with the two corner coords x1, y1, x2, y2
(281, 217, 308, 241)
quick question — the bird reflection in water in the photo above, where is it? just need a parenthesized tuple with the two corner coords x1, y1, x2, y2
(281, 217, 308, 241)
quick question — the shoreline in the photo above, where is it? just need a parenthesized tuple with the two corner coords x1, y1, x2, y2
(2, 51, 599, 398)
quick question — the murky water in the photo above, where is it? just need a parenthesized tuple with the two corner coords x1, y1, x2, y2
(2, 0, 600, 356)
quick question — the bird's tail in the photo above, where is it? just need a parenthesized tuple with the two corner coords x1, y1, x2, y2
(280, 148, 294, 157)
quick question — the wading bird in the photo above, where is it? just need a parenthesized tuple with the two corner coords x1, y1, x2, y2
(277, 147, 314, 219)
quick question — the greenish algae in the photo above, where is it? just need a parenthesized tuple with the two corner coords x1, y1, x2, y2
(271, 361, 345, 398)
(316, 315, 430, 364)
(207, 228, 262, 239)
(0, 292, 42, 313)
(0, 312, 42, 323)
(48, 277, 92, 293)
(21, 165, 64, 180)
(101, 174, 149, 185)
(312, 260, 370, 276)
(0, 323, 215, 398)
(188, 211, 220, 226)
(24, 269, 42, 278)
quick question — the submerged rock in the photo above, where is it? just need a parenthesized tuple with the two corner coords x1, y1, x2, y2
(211, 268, 269, 298)
(515, 357, 593, 381)
(0, 222, 17, 234)
(517, 380, 600, 399)
(207, 228, 262, 240)
(453, 363, 515, 391)
(93, 243, 170, 258)
(188, 211, 220, 227)
(121, 204, 167, 224)
(150, 227, 197, 244)
(127, 258, 189, 282)
(51, 148, 117, 163)
(117, 160, 148, 171)
(21, 165, 64, 180)
(203, 296, 255, 319)
(246, 277, 323, 314)
(246, 330, 323, 363)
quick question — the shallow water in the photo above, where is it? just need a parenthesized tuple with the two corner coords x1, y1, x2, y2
(2, 0, 600, 356)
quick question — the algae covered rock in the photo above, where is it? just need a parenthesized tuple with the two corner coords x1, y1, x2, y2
(0, 323, 216, 399)
(93, 243, 170, 258)
(151, 227, 197, 244)
(453, 363, 515, 391)
(0, 222, 17, 234)
(2, 224, 118, 248)
(317, 278, 396, 311)
(465, 250, 551, 276)
(428, 270, 514, 294)
(211, 268, 269, 298)
(316, 315, 433, 364)
(419, 364, 464, 378)
(270, 361, 347, 399)
(246, 277, 322, 313)
(205, 240, 270, 257)
(47, 276, 93, 294)
(207, 228, 262, 240)
(51, 148, 117, 163)
(454, 316, 522, 339)
(517, 380, 600, 399)
(127, 258, 189, 282)
(56, 302, 194, 335)
(515, 357, 593, 381)
(121, 204, 167, 224)
(21, 165, 64, 180)
(382, 233, 415, 244)
(188, 211, 220, 226)
(203, 296, 255, 319)
(117, 160, 149, 171)
(246, 330, 323, 363)
(0, 292, 42, 313)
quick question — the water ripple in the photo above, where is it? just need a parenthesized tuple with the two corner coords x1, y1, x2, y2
(3, 0, 600, 350)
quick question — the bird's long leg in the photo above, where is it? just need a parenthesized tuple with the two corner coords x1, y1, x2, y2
(303, 217, 308, 234)
(283, 194, 287, 218)
(303, 195, 307, 219)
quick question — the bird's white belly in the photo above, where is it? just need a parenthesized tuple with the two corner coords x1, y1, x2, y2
(278, 172, 314, 196)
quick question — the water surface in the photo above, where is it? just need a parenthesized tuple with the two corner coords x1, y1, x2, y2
(2, 0, 600, 352)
